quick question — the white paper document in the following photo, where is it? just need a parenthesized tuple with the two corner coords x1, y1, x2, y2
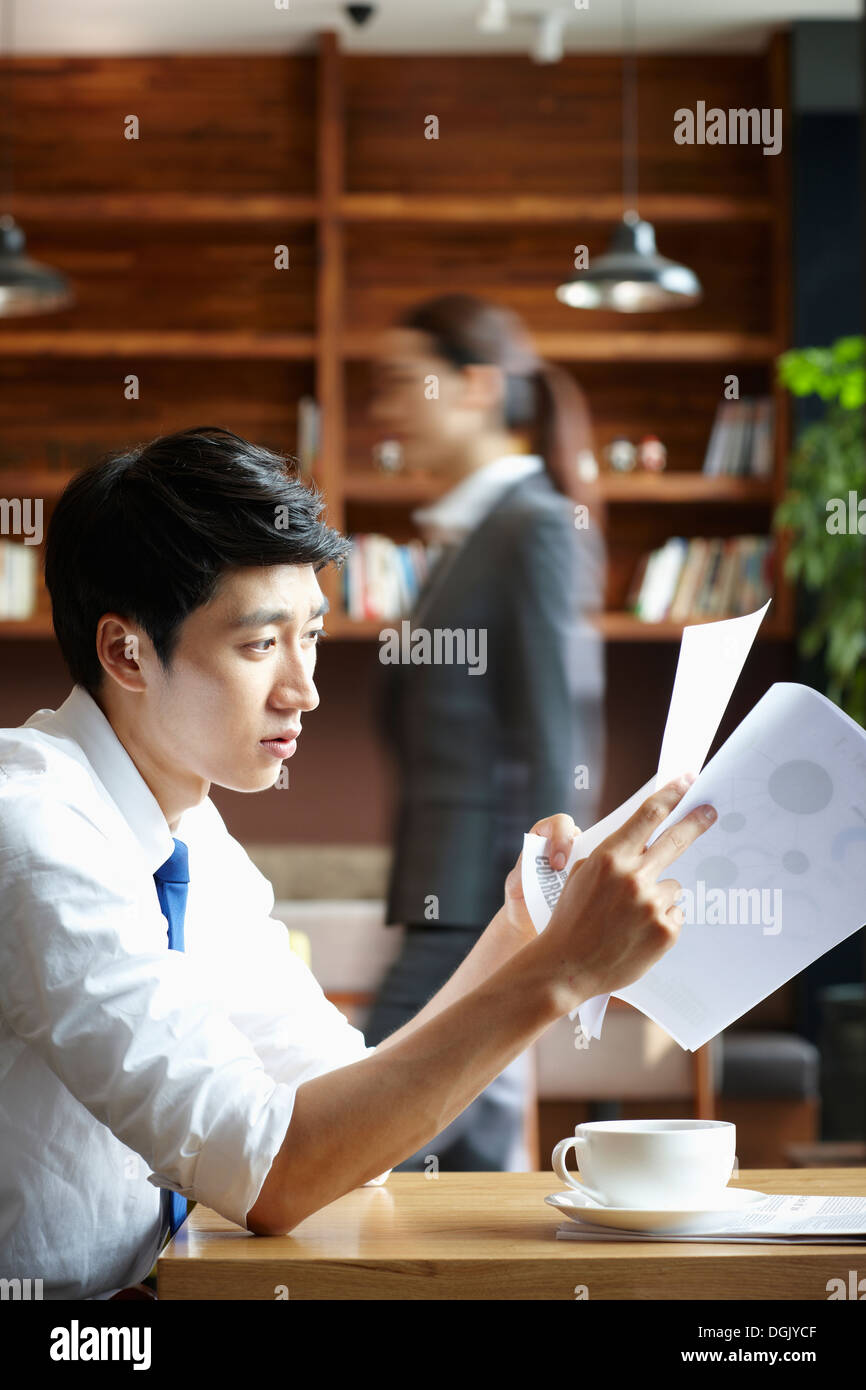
(554, 1193, 866, 1244)
(653, 599, 772, 791)
(523, 602, 771, 1039)
(522, 604, 866, 1049)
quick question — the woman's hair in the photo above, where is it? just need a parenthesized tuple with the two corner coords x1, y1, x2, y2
(44, 425, 349, 697)
(397, 292, 604, 526)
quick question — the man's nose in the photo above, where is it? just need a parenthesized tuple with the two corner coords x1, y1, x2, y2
(273, 660, 319, 713)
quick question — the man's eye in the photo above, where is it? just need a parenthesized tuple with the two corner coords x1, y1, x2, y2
(247, 629, 325, 652)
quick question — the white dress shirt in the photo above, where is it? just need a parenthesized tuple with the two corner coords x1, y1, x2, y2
(412, 454, 544, 544)
(0, 684, 382, 1299)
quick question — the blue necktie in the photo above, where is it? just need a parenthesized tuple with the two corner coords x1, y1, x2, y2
(153, 837, 189, 1237)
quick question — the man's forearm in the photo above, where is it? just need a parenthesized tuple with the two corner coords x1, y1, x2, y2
(248, 776, 717, 1236)
(247, 934, 565, 1235)
(373, 906, 532, 1052)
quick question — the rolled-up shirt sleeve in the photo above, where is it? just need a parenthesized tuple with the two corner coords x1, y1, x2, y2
(197, 841, 391, 1188)
(0, 789, 297, 1230)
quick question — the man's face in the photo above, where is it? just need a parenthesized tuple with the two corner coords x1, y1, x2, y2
(123, 563, 326, 815)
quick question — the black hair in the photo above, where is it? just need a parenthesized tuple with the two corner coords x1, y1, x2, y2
(44, 425, 349, 696)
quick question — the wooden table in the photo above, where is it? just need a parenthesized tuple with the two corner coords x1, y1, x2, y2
(157, 1169, 866, 1300)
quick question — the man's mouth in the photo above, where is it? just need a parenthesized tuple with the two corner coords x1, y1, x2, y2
(260, 729, 300, 758)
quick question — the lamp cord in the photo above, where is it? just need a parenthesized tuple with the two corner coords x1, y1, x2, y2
(622, 0, 638, 217)
(0, 0, 13, 208)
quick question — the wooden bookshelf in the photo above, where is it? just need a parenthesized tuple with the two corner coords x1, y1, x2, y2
(0, 33, 794, 643)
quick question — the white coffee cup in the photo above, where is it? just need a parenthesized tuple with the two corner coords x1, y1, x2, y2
(552, 1119, 736, 1210)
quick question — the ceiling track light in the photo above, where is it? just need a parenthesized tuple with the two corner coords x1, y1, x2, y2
(532, 11, 567, 64)
(476, 0, 510, 35)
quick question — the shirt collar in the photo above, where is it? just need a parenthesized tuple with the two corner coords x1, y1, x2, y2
(37, 684, 177, 876)
(412, 454, 544, 544)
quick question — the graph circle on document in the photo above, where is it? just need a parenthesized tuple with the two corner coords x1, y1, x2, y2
(719, 811, 746, 833)
(767, 759, 833, 814)
(694, 855, 738, 889)
(781, 849, 809, 874)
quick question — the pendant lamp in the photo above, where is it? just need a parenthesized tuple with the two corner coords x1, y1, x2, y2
(0, 0, 74, 316)
(556, 0, 701, 313)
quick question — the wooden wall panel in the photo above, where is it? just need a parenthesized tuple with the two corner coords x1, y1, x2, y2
(344, 54, 772, 197)
(0, 57, 317, 193)
(0, 360, 313, 467)
(12, 222, 316, 336)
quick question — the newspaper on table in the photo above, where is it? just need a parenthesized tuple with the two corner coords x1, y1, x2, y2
(554, 1193, 866, 1244)
(522, 600, 866, 1050)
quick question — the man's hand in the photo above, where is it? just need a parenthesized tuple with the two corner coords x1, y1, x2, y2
(502, 812, 581, 944)
(534, 774, 717, 1014)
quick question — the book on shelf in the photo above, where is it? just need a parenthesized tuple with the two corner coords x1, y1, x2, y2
(0, 541, 39, 620)
(627, 535, 774, 623)
(295, 396, 319, 477)
(702, 397, 774, 479)
(342, 534, 434, 622)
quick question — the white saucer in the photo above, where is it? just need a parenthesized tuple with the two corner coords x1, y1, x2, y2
(545, 1186, 769, 1235)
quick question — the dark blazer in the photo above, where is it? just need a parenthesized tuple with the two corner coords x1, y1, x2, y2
(380, 468, 606, 929)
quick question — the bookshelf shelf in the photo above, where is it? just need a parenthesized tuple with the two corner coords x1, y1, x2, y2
(593, 612, 792, 642)
(0, 332, 318, 361)
(337, 193, 775, 224)
(343, 471, 776, 506)
(9, 193, 321, 222)
(599, 473, 774, 502)
(12, 192, 773, 226)
(0, 617, 55, 640)
(341, 330, 779, 365)
(0, 610, 794, 645)
(343, 472, 440, 504)
(0, 469, 776, 514)
(322, 611, 794, 643)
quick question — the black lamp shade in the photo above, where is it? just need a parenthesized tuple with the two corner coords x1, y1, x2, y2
(0, 215, 74, 316)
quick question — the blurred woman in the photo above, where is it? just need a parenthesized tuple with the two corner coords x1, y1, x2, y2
(364, 293, 607, 1170)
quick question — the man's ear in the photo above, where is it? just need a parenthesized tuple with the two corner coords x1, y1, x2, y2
(458, 362, 506, 414)
(95, 615, 148, 695)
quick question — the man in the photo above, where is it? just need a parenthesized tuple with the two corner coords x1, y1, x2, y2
(0, 427, 715, 1298)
